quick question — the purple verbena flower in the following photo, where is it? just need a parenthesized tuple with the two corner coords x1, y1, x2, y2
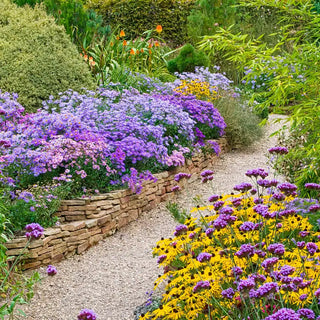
(77, 309, 97, 320)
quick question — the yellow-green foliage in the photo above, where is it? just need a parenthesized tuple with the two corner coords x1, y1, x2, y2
(85, 0, 195, 47)
(0, 0, 95, 112)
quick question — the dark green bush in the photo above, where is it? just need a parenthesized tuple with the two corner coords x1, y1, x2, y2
(85, 0, 195, 47)
(167, 44, 209, 73)
(0, 0, 95, 112)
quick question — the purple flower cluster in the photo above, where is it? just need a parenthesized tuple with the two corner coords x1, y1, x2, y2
(261, 257, 279, 271)
(193, 280, 210, 292)
(213, 214, 237, 230)
(221, 287, 235, 299)
(278, 182, 298, 196)
(46, 265, 57, 276)
(245, 168, 268, 179)
(268, 146, 289, 154)
(267, 243, 285, 256)
(250, 282, 278, 298)
(174, 172, 191, 182)
(305, 183, 320, 190)
(233, 182, 252, 192)
(200, 169, 214, 183)
(208, 194, 219, 202)
(77, 309, 97, 320)
(174, 224, 188, 236)
(157, 255, 167, 264)
(197, 252, 212, 262)
(235, 244, 255, 258)
(25, 223, 44, 240)
(264, 308, 300, 320)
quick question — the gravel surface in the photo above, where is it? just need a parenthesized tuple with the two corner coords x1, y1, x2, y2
(20, 114, 287, 320)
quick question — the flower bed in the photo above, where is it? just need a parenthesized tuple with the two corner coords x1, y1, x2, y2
(5, 138, 228, 270)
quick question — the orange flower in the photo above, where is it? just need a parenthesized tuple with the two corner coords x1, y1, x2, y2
(120, 30, 125, 37)
(89, 56, 93, 61)
(140, 48, 144, 53)
(84, 54, 88, 61)
(130, 48, 135, 55)
(90, 61, 96, 67)
(155, 41, 159, 47)
(123, 40, 127, 46)
(156, 25, 162, 33)
(148, 43, 153, 49)
(116, 36, 120, 40)
(149, 49, 152, 55)
(110, 41, 114, 47)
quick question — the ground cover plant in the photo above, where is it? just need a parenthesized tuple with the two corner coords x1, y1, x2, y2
(140, 148, 320, 320)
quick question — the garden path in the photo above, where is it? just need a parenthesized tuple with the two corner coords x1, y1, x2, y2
(20, 114, 287, 320)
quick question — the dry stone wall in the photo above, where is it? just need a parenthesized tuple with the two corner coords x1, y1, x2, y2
(5, 138, 228, 270)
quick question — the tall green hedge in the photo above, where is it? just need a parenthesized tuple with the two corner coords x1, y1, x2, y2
(85, 0, 195, 46)
(0, 0, 95, 112)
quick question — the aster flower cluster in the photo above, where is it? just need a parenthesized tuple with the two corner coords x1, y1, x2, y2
(144, 163, 320, 320)
(0, 85, 225, 203)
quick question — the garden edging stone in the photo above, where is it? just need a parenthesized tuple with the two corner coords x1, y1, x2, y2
(5, 138, 228, 270)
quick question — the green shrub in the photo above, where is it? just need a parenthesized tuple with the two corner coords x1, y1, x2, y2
(0, 0, 95, 112)
(85, 0, 195, 47)
(13, 0, 110, 50)
(167, 44, 209, 73)
(214, 95, 263, 148)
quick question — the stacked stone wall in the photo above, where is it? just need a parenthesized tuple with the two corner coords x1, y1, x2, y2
(5, 138, 228, 270)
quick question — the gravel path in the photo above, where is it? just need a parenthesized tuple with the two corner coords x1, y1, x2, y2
(20, 114, 287, 320)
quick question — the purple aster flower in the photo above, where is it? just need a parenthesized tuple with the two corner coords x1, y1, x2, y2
(208, 194, 219, 202)
(174, 224, 188, 236)
(267, 243, 285, 256)
(297, 308, 315, 320)
(46, 265, 57, 276)
(78, 309, 97, 320)
(268, 146, 289, 154)
(306, 242, 318, 256)
(193, 280, 210, 292)
(221, 287, 235, 299)
(157, 255, 167, 264)
(197, 252, 212, 262)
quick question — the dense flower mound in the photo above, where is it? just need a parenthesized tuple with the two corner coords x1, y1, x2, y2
(141, 170, 320, 320)
(0, 87, 225, 195)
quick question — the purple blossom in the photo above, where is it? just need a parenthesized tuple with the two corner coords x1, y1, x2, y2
(261, 257, 279, 271)
(46, 265, 57, 276)
(157, 255, 167, 264)
(280, 265, 295, 276)
(272, 193, 286, 201)
(232, 198, 242, 207)
(200, 170, 214, 177)
(297, 309, 315, 320)
(297, 241, 306, 249)
(197, 252, 212, 262)
(25, 223, 44, 240)
(231, 266, 243, 277)
(305, 183, 320, 190)
(193, 280, 210, 292)
(221, 287, 235, 299)
(239, 221, 255, 232)
(77, 309, 97, 320)
(233, 182, 252, 192)
(219, 206, 234, 215)
(245, 168, 268, 178)
(174, 224, 188, 236)
(238, 278, 255, 291)
(171, 185, 181, 192)
(174, 172, 191, 182)
(299, 294, 308, 301)
(309, 204, 320, 212)
(264, 308, 300, 320)
(235, 244, 255, 258)
(278, 182, 298, 195)
(268, 146, 289, 154)
(205, 228, 214, 237)
(306, 242, 318, 255)
(208, 194, 219, 202)
(213, 201, 224, 210)
(252, 282, 279, 298)
(267, 243, 285, 256)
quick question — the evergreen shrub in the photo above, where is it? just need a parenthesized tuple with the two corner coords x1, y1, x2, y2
(167, 44, 209, 73)
(0, 0, 95, 112)
(85, 0, 195, 46)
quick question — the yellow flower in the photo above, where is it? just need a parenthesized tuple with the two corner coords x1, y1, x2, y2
(119, 30, 125, 37)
